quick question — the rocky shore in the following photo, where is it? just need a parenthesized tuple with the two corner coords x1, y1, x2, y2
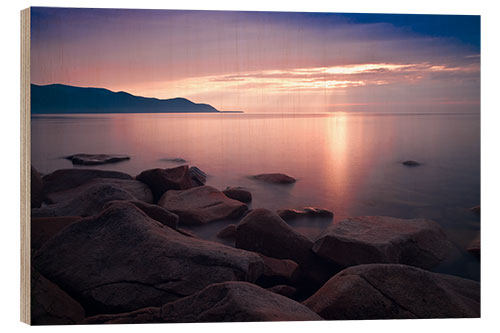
(30, 163, 480, 325)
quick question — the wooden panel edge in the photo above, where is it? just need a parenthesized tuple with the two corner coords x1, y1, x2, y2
(20, 7, 31, 325)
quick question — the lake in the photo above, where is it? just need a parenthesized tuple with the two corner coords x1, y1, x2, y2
(31, 112, 480, 280)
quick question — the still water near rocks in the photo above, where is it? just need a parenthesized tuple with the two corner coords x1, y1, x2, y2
(31, 112, 480, 280)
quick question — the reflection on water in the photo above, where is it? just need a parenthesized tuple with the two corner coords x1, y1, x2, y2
(31, 112, 480, 279)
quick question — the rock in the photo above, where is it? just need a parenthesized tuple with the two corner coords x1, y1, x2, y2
(83, 282, 322, 323)
(136, 165, 195, 201)
(277, 207, 333, 221)
(42, 169, 133, 196)
(467, 235, 480, 258)
(470, 205, 480, 215)
(31, 270, 85, 325)
(223, 186, 252, 203)
(31, 166, 43, 208)
(216, 224, 237, 240)
(103, 200, 179, 229)
(257, 254, 300, 286)
(250, 173, 296, 184)
(402, 160, 421, 166)
(33, 202, 264, 315)
(312, 216, 451, 269)
(65, 153, 130, 165)
(189, 166, 207, 186)
(158, 186, 248, 225)
(31, 216, 82, 250)
(81, 307, 162, 325)
(32, 183, 137, 218)
(235, 209, 336, 289)
(303, 264, 480, 319)
(45, 178, 154, 204)
(176, 228, 200, 239)
(267, 285, 297, 299)
(159, 157, 187, 163)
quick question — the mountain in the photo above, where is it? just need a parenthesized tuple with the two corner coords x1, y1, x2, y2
(31, 84, 220, 114)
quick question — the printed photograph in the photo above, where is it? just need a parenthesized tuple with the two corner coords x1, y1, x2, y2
(28, 7, 480, 324)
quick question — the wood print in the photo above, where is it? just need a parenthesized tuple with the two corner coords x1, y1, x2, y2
(21, 7, 480, 325)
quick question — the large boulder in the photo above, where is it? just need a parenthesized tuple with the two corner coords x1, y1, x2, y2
(31, 270, 85, 325)
(32, 183, 137, 218)
(250, 173, 296, 184)
(31, 216, 81, 250)
(158, 186, 248, 225)
(65, 154, 130, 165)
(312, 216, 451, 269)
(42, 169, 133, 196)
(45, 178, 154, 204)
(83, 282, 322, 324)
(103, 200, 179, 229)
(31, 166, 43, 208)
(223, 186, 252, 203)
(33, 202, 265, 315)
(189, 166, 207, 186)
(136, 165, 197, 201)
(303, 264, 480, 319)
(277, 207, 333, 222)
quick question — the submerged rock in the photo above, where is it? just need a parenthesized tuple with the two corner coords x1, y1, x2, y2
(83, 282, 322, 324)
(31, 166, 44, 208)
(402, 160, 421, 167)
(278, 207, 333, 221)
(223, 186, 252, 203)
(45, 178, 154, 204)
(136, 165, 196, 201)
(33, 202, 264, 315)
(66, 153, 130, 165)
(250, 173, 296, 184)
(42, 169, 133, 196)
(303, 264, 480, 319)
(31, 270, 85, 325)
(312, 216, 451, 269)
(31, 216, 82, 250)
(158, 186, 248, 225)
(159, 157, 187, 163)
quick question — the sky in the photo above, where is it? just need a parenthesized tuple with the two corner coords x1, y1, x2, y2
(31, 7, 480, 113)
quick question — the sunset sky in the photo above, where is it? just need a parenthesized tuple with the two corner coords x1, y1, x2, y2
(31, 7, 480, 113)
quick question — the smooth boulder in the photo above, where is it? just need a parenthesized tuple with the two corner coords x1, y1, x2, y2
(66, 153, 130, 165)
(31, 216, 82, 250)
(45, 178, 154, 204)
(223, 186, 252, 203)
(31, 166, 43, 208)
(312, 216, 451, 269)
(83, 282, 322, 324)
(159, 186, 248, 225)
(33, 202, 264, 315)
(136, 165, 196, 201)
(42, 169, 133, 196)
(278, 207, 333, 221)
(303, 264, 480, 319)
(189, 166, 207, 186)
(250, 173, 296, 184)
(216, 224, 237, 240)
(103, 200, 179, 229)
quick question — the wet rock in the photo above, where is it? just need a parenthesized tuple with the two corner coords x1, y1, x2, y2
(45, 178, 154, 204)
(42, 169, 133, 196)
(33, 202, 264, 315)
(31, 270, 85, 325)
(277, 207, 333, 221)
(158, 186, 248, 225)
(104, 200, 178, 229)
(32, 183, 137, 218)
(467, 235, 480, 258)
(267, 285, 297, 299)
(223, 186, 252, 203)
(31, 166, 44, 208)
(136, 165, 196, 201)
(303, 264, 480, 319)
(216, 224, 237, 240)
(189, 166, 207, 186)
(66, 154, 130, 165)
(250, 173, 296, 184)
(402, 160, 421, 167)
(31, 216, 82, 250)
(312, 216, 451, 269)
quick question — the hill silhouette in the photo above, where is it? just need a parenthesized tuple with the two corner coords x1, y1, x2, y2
(31, 84, 220, 114)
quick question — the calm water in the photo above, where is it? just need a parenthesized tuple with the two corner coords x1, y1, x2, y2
(31, 113, 480, 280)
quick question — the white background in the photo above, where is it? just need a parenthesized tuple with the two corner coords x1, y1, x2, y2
(1, 0, 498, 332)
